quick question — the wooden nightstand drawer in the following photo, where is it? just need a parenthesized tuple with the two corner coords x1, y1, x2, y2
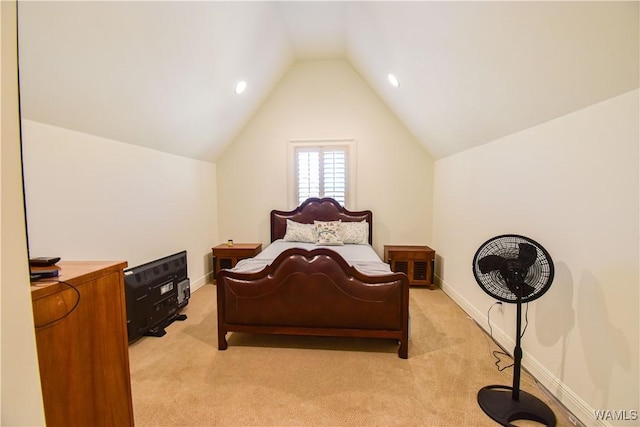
(384, 245, 435, 289)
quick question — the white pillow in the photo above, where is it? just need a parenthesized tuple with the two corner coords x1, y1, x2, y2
(314, 220, 344, 246)
(340, 220, 369, 245)
(283, 219, 317, 243)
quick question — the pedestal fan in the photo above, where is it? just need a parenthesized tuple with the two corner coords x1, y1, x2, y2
(472, 234, 556, 427)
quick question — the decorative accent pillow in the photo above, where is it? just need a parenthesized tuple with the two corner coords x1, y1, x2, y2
(283, 219, 317, 243)
(314, 220, 344, 246)
(340, 220, 369, 244)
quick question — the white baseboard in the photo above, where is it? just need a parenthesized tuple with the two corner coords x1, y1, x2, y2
(190, 271, 212, 293)
(437, 275, 604, 427)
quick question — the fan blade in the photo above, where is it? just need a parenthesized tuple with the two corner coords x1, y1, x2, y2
(478, 255, 505, 274)
(517, 243, 537, 268)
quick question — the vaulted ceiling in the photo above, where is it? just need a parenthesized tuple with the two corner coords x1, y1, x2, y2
(17, 1, 639, 162)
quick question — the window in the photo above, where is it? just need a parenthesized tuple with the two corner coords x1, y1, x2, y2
(289, 140, 354, 207)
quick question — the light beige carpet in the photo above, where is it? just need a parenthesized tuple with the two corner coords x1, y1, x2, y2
(128, 284, 575, 426)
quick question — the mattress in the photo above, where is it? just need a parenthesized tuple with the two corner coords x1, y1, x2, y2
(231, 239, 393, 276)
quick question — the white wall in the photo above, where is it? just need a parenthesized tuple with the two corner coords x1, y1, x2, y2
(22, 120, 218, 292)
(433, 90, 639, 426)
(0, 1, 46, 424)
(217, 59, 433, 255)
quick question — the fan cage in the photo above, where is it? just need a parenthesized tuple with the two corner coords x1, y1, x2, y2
(472, 234, 554, 303)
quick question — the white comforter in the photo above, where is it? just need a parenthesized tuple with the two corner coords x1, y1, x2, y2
(231, 239, 393, 276)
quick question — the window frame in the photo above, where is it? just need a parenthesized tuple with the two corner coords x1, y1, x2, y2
(288, 139, 356, 209)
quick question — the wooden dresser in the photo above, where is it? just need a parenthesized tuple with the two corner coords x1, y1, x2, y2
(30, 261, 134, 427)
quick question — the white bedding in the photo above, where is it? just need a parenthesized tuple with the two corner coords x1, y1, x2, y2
(232, 239, 393, 276)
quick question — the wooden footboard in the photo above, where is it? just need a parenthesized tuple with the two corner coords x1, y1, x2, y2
(216, 248, 410, 358)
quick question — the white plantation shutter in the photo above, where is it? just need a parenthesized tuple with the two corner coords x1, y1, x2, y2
(297, 149, 320, 202)
(295, 145, 348, 206)
(322, 150, 346, 205)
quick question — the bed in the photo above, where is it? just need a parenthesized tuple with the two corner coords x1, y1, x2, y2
(216, 198, 410, 358)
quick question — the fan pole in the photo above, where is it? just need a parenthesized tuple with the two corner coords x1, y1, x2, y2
(512, 294, 523, 401)
(477, 289, 557, 426)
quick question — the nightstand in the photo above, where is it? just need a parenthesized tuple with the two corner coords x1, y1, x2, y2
(384, 245, 436, 289)
(212, 243, 262, 280)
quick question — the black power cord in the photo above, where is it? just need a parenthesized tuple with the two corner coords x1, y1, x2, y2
(32, 280, 81, 328)
(486, 301, 529, 371)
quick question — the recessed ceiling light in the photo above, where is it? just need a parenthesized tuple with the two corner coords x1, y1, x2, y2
(387, 74, 400, 88)
(234, 80, 247, 95)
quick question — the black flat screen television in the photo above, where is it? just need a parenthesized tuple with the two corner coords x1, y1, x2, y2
(123, 250, 189, 341)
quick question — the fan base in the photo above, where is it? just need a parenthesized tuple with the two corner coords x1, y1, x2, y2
(478, 385, 556, 427)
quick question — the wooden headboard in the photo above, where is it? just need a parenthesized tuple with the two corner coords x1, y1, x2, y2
(270, 198, 373, 244)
